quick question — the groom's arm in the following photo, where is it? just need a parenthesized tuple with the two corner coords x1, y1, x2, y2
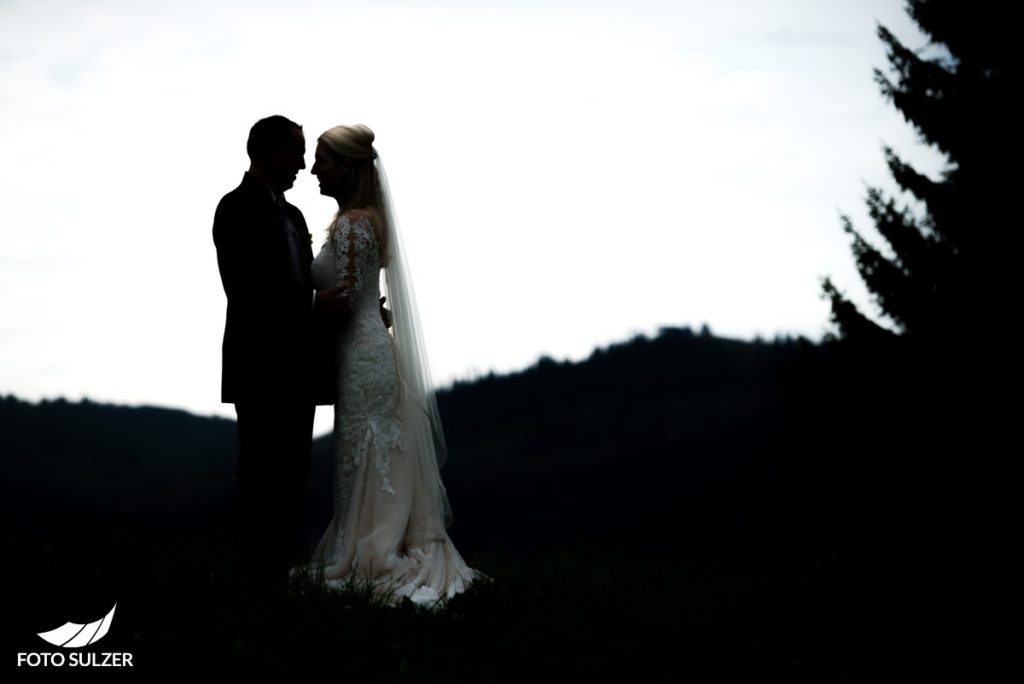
(311, 287, 353, 342)
(314, 286, 351, 314)
(213, 193, 280, 304)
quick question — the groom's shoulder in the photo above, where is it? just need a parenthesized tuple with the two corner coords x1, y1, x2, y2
(218, 175, 259, 204)
(215, 176, 262, 220)
(214, 187, 245, 225)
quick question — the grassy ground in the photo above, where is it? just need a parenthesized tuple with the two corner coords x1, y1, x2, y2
(3, 518, 926, 682)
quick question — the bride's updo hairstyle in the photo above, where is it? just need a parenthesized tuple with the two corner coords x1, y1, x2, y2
(320, 124, 378, 209)
(320, 124, 388, 258)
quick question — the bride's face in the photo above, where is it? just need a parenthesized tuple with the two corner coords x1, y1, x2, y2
(311, 142, 348, 199)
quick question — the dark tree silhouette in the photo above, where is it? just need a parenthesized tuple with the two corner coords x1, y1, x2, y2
(810, 2, 1012, 591)
(822, 0, 1011, 350)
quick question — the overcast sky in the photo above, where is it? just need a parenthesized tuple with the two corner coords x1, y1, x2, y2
(0, 0, 946, 433)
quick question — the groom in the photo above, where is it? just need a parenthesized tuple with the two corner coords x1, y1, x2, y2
(213, 115, 346, 590)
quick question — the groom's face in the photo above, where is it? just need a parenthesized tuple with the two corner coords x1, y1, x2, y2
(268, 127, 306, 192)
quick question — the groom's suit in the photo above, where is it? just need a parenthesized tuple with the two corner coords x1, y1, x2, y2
(213, 171, 318, 587)
(215, 172, 316, 401)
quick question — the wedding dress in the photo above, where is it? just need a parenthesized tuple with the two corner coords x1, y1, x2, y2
(292, 211, 481, 606)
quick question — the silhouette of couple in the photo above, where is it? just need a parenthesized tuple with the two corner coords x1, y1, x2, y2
(213, 116, 481, 605)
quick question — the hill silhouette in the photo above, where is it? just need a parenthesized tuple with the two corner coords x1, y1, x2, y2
(1, 327, 919, 562)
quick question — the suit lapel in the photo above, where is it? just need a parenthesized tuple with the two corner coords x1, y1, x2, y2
(240, 173, 314, 290)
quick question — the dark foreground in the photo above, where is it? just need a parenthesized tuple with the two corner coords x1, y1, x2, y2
(3, 517, 938, 683)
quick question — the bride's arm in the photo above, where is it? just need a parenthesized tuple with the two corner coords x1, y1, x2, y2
(331, 213, 376, 307)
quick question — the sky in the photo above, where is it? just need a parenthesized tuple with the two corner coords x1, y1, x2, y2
(0, 0, 948, 434)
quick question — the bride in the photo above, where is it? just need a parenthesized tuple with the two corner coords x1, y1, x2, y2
(290, 124, 483, 606)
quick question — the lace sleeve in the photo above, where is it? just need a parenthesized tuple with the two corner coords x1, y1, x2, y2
(332, 214, 376, 300)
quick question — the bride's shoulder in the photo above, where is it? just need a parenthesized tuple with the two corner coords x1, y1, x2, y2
(341, 207, 381, 226)
(339, 207, 383, 241)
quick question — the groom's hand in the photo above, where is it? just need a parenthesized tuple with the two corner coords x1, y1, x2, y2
(316, 286, 351, 314)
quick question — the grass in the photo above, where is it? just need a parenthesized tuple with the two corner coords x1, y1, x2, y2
(2, 518, 927, 682)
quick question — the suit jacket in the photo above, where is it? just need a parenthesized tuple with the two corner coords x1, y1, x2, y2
(213, 172, 317, 404)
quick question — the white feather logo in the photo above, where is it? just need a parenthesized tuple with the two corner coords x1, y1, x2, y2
(36, 603, 117, 648)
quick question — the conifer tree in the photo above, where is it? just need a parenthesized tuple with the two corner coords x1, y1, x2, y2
(822, 0, 1010, 351)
